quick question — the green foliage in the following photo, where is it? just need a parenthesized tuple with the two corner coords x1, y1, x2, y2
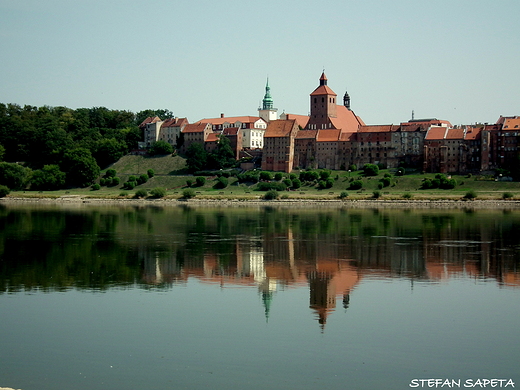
(148, 140, 173, 156)
(186, 143, 208, 173)
(206, 135, 235, 170)
(291, 178, 301, 189)
(134, 189, 148, 198)
(259, 171, 273, 181)
(0, 185, 10, 197)
(283, 178, 292, 188)
(372, 190, 382, 199)
(403, 192, 413, 199)
(396, 167, 406, 176)
(150, 187, 166, 198)
(237, 171, 260, 183)
(123, 180, 136, 190)
(263, 190, 279, 200)
(363, 164, 379, 176)
(182, 188, 196, 199)
(30, 165, 66, 190)
(421, 174, 457, 190)
(186, 179, 193, 187)
(300, 170, 320, 182)
(0, 162, 32, 190)
(213, 176, 228, 189)
(348, 164, 357, 172)
(319, 170, 331, 180)
(105, 169, 117, 178)
(61, 148, 100, 187)
(111, 177, 120, 186)
(380, 177, 391, 187)
(274, 172, 283, 181)
(339, 191, 349, 199)
(464, 190, 477, 200)
(137, 174, 148, 184)
(195, 176, 206, 187)
(0, 144, 5, 161)
(93, 138, 127, 168)
(348, 180, 363, 190)
(147, 169, 155, 178)
(119, 191, 128, 197)
(502, 192, 514, 200)
(91, 183, 101, 191)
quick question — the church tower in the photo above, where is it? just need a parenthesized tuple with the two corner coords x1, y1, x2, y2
(258, 78, 278, 122)
(343, 90, 351, 110)
(308, 72, 337, 129)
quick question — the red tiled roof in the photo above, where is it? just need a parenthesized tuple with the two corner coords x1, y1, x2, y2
(283, 114, 309, 129)
(329, 106, 364, 132)
(295, 130, 318, 139)
(264, 119, 297, 137)
(317, 129, 341, 142)
(310, 85, 337, 96)
(425, 126, 448, 140)
(503, 117, 520, 130)
(139, 116, 161, 127)
(206, 133, 218, 142)
(446, 128, 464, 140)
(162, 117, 188, 128)
(223, 127, 240, 136)
(464, 127, 481, 140)
(358, 125, 398, 133)
(195, 116, 263, 126)
(183, 122, 210, 133)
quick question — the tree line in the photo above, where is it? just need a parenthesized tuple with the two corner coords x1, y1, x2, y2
(0, 103, 172, 191)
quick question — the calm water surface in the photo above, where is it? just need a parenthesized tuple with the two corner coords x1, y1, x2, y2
(0, 204, 519, 390)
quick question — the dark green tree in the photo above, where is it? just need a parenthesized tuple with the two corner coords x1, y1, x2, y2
(0, 162, 32, 190)
(186, 143, 208, 173)
(30, 165, 66, 190)
(61, 148, 100, 187)
(148, 140, 173, 155)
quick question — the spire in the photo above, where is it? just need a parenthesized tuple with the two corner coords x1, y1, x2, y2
(262, 77, 274, 110)
(343, 90, 351, 110)
(319, 72, 328, 86)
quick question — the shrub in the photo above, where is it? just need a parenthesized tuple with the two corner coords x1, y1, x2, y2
(372, 190, 382, 199)
(0, 185, 10, 198)
(319, 170, 331, 180)
(124, 181, 136, 190)
(195, 176, 206, 187)
(395, 167, 405, 176)
(256, 182, 287, 191)
(283, 178, 292, 188)
(138, 174, 148, 185)
(91, 183, 101, 191)
(119, 191, 128, 197)
(263, 190, 279, 200)
(147, 169, 155, 178)
(349, 180, 363, 190)
(339, 191, 349, 199)
(274, 172, 283, 181)
(403, 192, 413, 199)
(150, 187, 166, 198)
(186, 179, 193, 187)
(111, 177, 120, 186)
(289, 173, 297, 181)
(463, 190, 477, 200)
(502, 192, 514, 200)
(134, 189, 148, 199)
(148, 140, 173, 155)
(213, 176, 228, 189)
(291, 178, 301, 189)
(377, 183, 383, 190)
(259, 171, 273, 181)
(348, 164, 357, 172)
(363, 164, 379, 176)
(99, 178, 107, 186)
(105, 169, 117, 178)
(182, 188, 196, 199)
(380, 177, 391, 187)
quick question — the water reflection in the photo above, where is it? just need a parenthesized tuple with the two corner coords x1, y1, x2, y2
(0, 204, 519, 328)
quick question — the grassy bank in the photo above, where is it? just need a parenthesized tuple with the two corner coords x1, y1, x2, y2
(6, 154, 520, 201)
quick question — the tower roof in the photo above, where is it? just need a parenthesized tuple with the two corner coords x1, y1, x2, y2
(311, 73, 336, 96)
(262, 78, 274, 110)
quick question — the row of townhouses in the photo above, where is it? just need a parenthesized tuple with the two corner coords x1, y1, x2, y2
(140, 73, 519, 174)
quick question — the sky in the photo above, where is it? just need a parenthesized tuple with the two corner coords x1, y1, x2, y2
(1, 0, 519, 126)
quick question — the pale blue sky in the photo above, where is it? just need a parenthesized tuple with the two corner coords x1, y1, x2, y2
(1, 0, 519, 126)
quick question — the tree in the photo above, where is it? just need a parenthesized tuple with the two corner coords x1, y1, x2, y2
(186, 143, 208, 173)
(61, 148, 100, 187)
(363, 164, 379, 176)
(30, 165, 66, 190)
(93, 138, 127, 168)
(0, 184, 9, 197)
(0, 162, 32, 190)
(148, 140, 173, 156)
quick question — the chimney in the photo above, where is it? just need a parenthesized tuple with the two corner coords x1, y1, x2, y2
(221, 113, 224, 118)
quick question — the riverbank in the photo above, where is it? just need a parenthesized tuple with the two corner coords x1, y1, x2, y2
(2, 195, 520, 209)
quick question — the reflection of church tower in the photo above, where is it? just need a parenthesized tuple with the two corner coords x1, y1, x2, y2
(258, 78, 278, 122)
(308, 270, 336, 330)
